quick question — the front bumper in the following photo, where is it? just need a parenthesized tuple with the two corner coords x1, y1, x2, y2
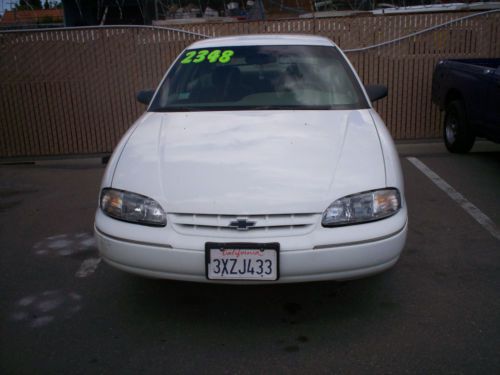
(94, 209, 408, 284)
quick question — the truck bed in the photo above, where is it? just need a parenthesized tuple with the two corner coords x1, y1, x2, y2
(444, 59, 500, 70)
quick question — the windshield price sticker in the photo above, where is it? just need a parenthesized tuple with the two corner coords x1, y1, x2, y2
(206, 244, 279, 281)
(181, 49, 234, 65)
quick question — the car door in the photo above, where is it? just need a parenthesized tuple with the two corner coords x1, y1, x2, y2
(483, 67, 500, 142)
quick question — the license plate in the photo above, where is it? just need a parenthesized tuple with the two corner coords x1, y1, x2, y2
(205, 242, 279, 281)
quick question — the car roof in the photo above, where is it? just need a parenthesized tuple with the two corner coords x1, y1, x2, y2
(188, 34, 336, 49)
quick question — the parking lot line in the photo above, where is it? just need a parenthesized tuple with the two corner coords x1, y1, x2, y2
(407, 157, 500, 241)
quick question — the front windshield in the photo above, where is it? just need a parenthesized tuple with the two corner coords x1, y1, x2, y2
(150, 45, 368, 112)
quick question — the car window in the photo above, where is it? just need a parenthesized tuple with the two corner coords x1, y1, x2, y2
(150, 45, 368, 111)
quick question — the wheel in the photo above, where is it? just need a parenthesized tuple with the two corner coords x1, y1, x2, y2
(443, 100, 475, 153)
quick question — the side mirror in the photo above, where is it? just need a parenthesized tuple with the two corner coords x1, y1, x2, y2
(365, 84, 388, 102)
(137, 90, 154, 105)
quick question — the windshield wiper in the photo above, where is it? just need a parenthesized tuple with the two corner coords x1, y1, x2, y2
(250, 105, 333, 110)
(251, 105, 301, 110)
(151, 104, 337, 112)
(152, 106, 206, 112)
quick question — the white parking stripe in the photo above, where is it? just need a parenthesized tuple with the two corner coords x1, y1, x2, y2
(407, 157, 500, 241)
(75, 258, 102, 278)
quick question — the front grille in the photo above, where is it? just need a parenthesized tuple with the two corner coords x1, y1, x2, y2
(169, 213, 320, 238)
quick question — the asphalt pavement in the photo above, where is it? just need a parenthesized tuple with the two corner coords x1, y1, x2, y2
(1, 141, 499, 374)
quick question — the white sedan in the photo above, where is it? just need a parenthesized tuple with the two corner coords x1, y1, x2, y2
(94, 34, 407, 283)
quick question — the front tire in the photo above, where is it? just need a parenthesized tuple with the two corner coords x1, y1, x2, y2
(443, 100, 475, 153)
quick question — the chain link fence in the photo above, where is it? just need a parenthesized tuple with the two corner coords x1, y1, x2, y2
(1, 11, 499, 159)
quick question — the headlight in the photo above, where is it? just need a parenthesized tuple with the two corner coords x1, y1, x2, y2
(322, 188, 401, 227)
(100, 188, 166, 227)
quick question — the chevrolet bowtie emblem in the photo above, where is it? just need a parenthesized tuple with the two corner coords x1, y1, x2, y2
(229, 219, 256, 231)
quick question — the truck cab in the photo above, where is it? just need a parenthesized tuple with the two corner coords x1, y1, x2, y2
(432, 58, 500, 153)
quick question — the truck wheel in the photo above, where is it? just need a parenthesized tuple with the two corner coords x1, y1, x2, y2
(443, 100, 475, 153)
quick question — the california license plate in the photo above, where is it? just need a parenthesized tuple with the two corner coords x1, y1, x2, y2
(205, 242, 279, 281)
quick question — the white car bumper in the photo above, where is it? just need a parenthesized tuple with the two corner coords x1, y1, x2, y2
(94, 209, 407, 284)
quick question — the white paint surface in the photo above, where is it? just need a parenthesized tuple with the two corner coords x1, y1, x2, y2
(18, 296, 36, 307)
(33, 232, 97, 257)
(11, 290, 83, 328)
(407, 157, 500, 241)
(75, 258, 102, 278)
(37, 298, 63, 313)
(31, 316, 55, 328)
(48, 239, 72, 249)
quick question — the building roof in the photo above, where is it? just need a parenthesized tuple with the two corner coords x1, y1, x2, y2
(0, 9, 63, 25)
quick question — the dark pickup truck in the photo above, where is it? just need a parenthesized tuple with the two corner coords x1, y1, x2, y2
(432, 58, 500, 153)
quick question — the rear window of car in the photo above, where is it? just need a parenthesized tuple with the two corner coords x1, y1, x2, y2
(149, 45, 368, 112)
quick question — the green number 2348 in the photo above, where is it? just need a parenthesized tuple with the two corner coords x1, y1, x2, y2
(181, 49, 234, 65)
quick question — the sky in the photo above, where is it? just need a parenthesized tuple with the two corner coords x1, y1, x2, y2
(1, 0, 16, 16)
(1, 0, 61, 16)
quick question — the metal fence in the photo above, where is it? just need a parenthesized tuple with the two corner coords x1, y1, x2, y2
(1, 11, 499, 159)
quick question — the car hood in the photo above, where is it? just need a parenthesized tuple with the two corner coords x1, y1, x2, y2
(112, 110, 386, 214)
